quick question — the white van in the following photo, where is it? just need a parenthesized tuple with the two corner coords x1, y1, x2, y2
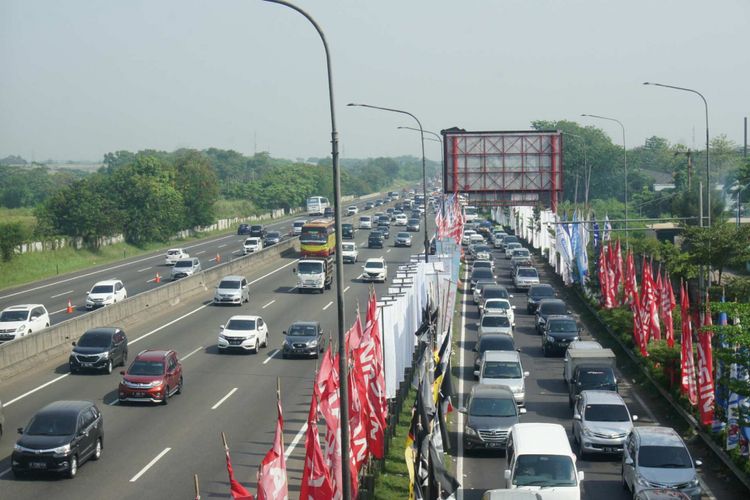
(504, 423, 584, 499)
(359, 215, 372, 229)
(306, 196, 330, 216)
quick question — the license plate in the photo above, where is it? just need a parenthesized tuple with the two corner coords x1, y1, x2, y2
(603, 447, 618, 453)
(134, 392, 144, 397)
(29, 462, 47, 469)
(81, 362, 92, 367)
(487, 442, 500, 448)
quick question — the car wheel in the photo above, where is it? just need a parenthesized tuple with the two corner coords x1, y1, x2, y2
(162, 387, 170, 405)
(253, 339, 259, 354)
(105, 359, 113, 374)
(262, 333, 268, 348)
(282, 352, 288, 359)
(45, 323, 50, 328)
(621, 467, 629, 491)
(93, 438, 102, 460)
(12, 468, 26, 479)
(176, 376, 183, 394)
(66, 455, 78, 479)
(70, 366, 78, 374)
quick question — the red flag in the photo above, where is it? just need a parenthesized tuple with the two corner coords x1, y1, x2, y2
(300, 392, 334, 500)
(630, 288, 648, 357)
(697, 295, 715, 425)
(352, 321, 386, 458)
(661, 273, 676, 348)
(641, 258, 661, 341)
(348, 359, 369, 480)
(680, 282, 698, 405)
(613, 240, 624, 304)
(599, 244, 613, 309)
(345, 315, 363, 354)
(318, 349, 344, 500)
(225, 445, 254, 500)
(257, 400, 288, 500)
(623, 249, 637, 306)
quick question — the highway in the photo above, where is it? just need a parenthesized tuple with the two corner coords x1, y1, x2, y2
(0, 197, 377, 326)
(452, 239, 735, 499)
(0, 200, 421, 499)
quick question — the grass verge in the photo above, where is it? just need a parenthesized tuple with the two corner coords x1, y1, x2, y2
(374, 387, 416, 500)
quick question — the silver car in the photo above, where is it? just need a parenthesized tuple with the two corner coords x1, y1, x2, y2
(213, 275, 250, 305)
(171, 258, 201, 280)
(572, 390, 637, 458)
(622, 426, 702, 500)
(477, 312, 513, 338)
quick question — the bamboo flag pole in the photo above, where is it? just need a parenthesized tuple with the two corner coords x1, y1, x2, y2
(193, 473, 200, 500)
(277, 377, 284, 450)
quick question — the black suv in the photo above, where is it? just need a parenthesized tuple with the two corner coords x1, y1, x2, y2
(249, 225, 266, 238)
(12, 400, 103, 478)
(377, 223, 391, 239)
(541, 315, 580, 356)
(237, 224, 251, 235)
(342, 223, 354, 239)
(368, 231, 385, 249)
(69, 327, 128, 374)
(282, 321, 325, 358)
(535, 298, 570, 334)
(527, 283, 556, 313)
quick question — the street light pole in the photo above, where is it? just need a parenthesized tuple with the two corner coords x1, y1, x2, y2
(348, 103, 430, 262)
(581, 114, 628, 245)
(561, 131, 589, 209)
(262, 2, 351, 498)
(643, 82, 711, 227)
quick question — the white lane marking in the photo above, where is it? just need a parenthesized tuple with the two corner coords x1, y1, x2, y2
(50, 289, 74, 299)
(263, 349, 280, 365)
(108, 399, 119, 406)
(129, 305, 210, 346)
(4, 374, 70, 407)
(195, 250, 206, 255)
(263, 300, 276, 309)
(457, 267, 467, 500)
(386, 249, 392, 253)
(211, 388, 238, 410)
(137, 267, 152, 273)
(0, 468, 10, 478)
(3, 258, 301, 407)
(217, 244, 227, 248)
(343, 286, 350, 293)
(284, 422, 309, 459)
(129, 447, 172, 482)
(322, 301, 333, 310)
(182, 345, 204, 361)
(0, 234, 236, 300)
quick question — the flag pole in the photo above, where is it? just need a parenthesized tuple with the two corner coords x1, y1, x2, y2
(194, 474, 200, 500)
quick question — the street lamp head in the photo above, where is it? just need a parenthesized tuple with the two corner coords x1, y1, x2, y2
(643, 82, 651, 85)
(346, 103, 358, 107)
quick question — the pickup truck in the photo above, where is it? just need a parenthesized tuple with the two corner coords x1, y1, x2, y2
(293, 257, 333, 293)
(564, 348, 617, 407)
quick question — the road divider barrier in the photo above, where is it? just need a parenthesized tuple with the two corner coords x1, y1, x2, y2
(0, 238, 300, 382)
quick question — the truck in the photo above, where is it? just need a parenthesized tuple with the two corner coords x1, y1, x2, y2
(293, 256, 333, 293)
(564, 348, 617, 407)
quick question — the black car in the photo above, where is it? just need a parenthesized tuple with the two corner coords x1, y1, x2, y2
(249, 225, 266, 238)
(374, 199, 383, 207)
(323, 207, 334, 218)
(264, 231, 281, 246)
(535, 298, 571, 334)
(12, 400, 103, 478)
(377, 223, 391, 239)
(342, 223, 354, 239)
(237, 223, 251, 235)
(541, 315, 580, 356)
(527, 283, 556, 313)
(365, 201, 374, 210)
(368, 231, 385, 249)
(282, 321, 325, 358)
(473, 333, 517, 372)
(69, 327, 128, 374)
(429, 236, 437, 255)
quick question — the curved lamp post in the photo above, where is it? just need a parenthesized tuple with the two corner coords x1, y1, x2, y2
(348, 103, 430, 263)
(398, 126, 443, 190)
(261, 2, 350, 497)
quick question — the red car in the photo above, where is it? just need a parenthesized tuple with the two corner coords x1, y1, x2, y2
(118, 350, 183, 405)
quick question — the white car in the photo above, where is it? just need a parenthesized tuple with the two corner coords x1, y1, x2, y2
(164, 248, 189, 265)
(0, 304, 50, 342)
(394, 213, 408, 226)
(243, 237, 263, 254)
(218, 315, 269, 353)
(481, 298, 515, 326)
(85, 279, 127, 309)
(341, 242, 359, 263)
(362, 257, 387, 283)
(504, 242, 522, 258)
(292, 219, 307, 235)
(347, 205, 359, 216)
(469, 233, 485, 245)
(462, 229, 477, 245)
(359, 216, 372, 229)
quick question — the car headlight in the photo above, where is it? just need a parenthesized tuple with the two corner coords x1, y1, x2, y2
(690, 477, 700, 487)
(308, 340, 318, 347)
(14, 443, 25, 452)
(464, 426, 477, 437)
(582, 427, 594, 437)
(52, 444, 71, 455)
(218, 334, 227, 341)
(636, 475, 654, 487)
(538, 317, 546, 324)
(106, 295, 113, 301)
(149, 380, 164, 388)
(101, 351, 110, 359)
(16, 325, 26, 333)
(513, 386, 523, 393)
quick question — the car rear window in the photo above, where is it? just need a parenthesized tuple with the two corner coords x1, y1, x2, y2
(478, 335, 515, 352)
(584, 404, 630, 422)
(481, 316, 511, 327)
(541, 302, 567, 315)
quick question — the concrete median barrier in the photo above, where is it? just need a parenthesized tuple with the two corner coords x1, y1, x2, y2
(0, 238, 300, 382)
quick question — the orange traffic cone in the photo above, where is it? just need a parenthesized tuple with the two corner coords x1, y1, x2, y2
(216, 253, 221, 263)
(155, 272, 161, 284)
(66, 299, 74, 314)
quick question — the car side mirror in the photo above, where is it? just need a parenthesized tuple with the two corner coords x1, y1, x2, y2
(509, 294, 514, 298)
(475, 322, 480, 327)
(473, 370, 480, 377)
(282, 330, 287, 335)
(458, 407, 467, 414)
(511, 305, 516, 309)
(504, 470, 511, 480)
(120, 370, 125, 375)
(695, 459, 703, 468)
(292, 268, 297, 273)
(72, 341, 77, 346)
(219, 325, 225, 330)
(18, 427, 24, 434)
(86, 291, 90, 295)
(573, 414, 581, 421)
(473, 345, 478, 352)
(578, 471, 585, 481)
(523, 371, 530, 377)
(624, 457, 633, 466)
(519, 408, 527, 415)
(631, 415, 638, 422)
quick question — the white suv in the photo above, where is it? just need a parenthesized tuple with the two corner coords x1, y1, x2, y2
(0, 304, 50, 342)
(165, 248, 189, 265)
(85, 280, 127, 309)
(359, 216, 372, 229)
(242, 237, 263, 254)
(218, 315, 269, 353)
(362, 257, 387, 283)
(341, 242, 359, 263)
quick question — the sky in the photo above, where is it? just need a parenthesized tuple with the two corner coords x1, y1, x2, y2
(1, 0, 748, 163)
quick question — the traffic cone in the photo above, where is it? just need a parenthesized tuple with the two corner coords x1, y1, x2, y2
(66, 299, 74, 314)
(155, 272, 161, 284)
(216, 253, 221, 263)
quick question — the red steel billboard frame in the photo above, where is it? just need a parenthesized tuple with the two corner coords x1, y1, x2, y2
(441, 128, 563, 212)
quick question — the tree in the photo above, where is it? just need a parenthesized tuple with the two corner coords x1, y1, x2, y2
(174, 150, 219, 227)
(0, 221, 27, 261)
(682, 222, 750, 284)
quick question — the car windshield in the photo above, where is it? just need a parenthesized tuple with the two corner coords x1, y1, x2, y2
(549, 320, 577, 333)
(288, 324, 319, 336)
(482, 316, 511, 328)
(397, 233, 410, 238)
(513, 249, 530, 257)
(128, 360, 165, 376)
(478, 336, 514, 352)
(294, 221, 305, 227)
(342, 243, 355, 251)
(530, 286, 555, 299)
(470, 397, 517, 417)
(579, 369, 615, 385)
(0, 310, 29, 321)
(409, 219, 420, 224)
(507, 243, 521, 250)
(473, 261, 491, 270)
(483, 361, 521, 378)
(517, 268, 538, 278)
(513, 455, 577, 487)
(226, 319, 256, 330)
(77, 332, 112, 348)
(26, 413, 77, 436)
(175, 260, 193, 268)
(298, 262, 324, 273)
(365, 261, 384, 269)
(584, 404, 630, 422)
(251, 226, 262, 231)
(541, 302, 568, 315)
(219, 280, 241, 289)
(91, 285, 114, 293)
(342, 224, 352, 230)
(638, 445, 692, 468)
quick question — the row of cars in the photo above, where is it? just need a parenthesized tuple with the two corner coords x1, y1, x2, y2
(459, 223, 704, 500)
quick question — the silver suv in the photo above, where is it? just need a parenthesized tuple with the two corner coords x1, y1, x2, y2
(572, 390, 637, 458)
(622, 426, 702, 499)
(213, 275, 250, 306)
(171, 258, 201, 280)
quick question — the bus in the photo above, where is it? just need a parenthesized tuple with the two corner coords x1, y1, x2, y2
(306, 196, 330, 216)
(300, 219, 336, 257)
(463, 205, 478, 222)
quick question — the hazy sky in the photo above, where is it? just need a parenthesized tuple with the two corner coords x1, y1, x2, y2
(1, 0, 748, 163)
